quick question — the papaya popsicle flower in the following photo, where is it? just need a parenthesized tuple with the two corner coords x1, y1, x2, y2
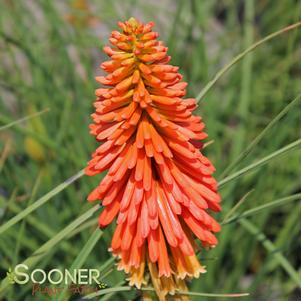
(86, 17, 221, 301)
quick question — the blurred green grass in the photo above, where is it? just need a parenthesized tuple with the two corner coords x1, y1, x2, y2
(0, 0, 301, 300)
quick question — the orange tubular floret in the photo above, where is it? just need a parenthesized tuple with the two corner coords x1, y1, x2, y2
(85, 17, 221, 301)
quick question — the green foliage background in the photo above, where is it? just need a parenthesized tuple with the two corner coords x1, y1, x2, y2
(0, 0, 301, 300)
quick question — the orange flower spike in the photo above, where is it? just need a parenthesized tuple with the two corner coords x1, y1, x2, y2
(86, 17, 222, 301)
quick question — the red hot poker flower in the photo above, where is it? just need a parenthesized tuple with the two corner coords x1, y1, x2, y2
(86, 17, 221, 301)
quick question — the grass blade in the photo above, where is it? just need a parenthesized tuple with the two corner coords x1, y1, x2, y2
(222, 93, 301, 177)
(222, 189, 254, 223)
(0, 108, 49, 131)
(0, 169, 85, 235)
(228, 0, 254, 174)
(98, 281, 125, 301)
(196, 21, 301, 102)
(85, 286, 249, 299)
(223, 193, 301, 225)
(56, 227, 103, 301)
(0, 204, 99, 295)
(218, 138, 301, 188)
(240, 218, 301, 288)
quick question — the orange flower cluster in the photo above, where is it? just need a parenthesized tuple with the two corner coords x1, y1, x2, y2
(86, 18, 221, 301)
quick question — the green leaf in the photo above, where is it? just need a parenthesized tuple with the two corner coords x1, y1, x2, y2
(240, 219, 301, 288)
(222, 93, 301, 176)
(56, 227, 103, 301)
(223, 193, 301, 225)
(85, 286, 249, 299)
(218, 138, 301, 188)
(0, 169, 85, 236)
(0, 108, 49, 131)
(0, 204, 99, 295)
(196, 21, 301, 102)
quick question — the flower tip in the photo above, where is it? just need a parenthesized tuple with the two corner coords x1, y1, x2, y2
(98, 220, 108, 229)
(87, 186, 99, 201)
(127, 17, 139, 27)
